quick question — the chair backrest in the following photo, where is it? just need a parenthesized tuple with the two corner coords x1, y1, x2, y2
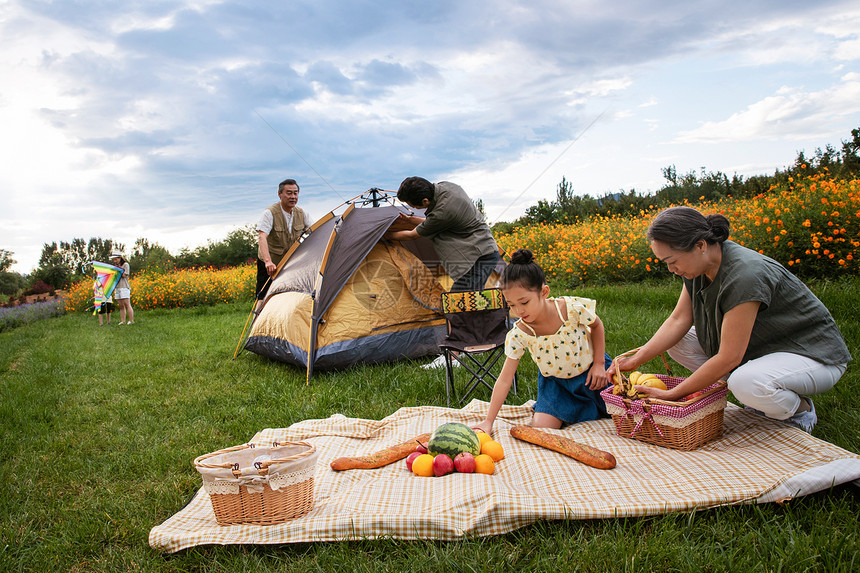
(440, 288, 510, 350)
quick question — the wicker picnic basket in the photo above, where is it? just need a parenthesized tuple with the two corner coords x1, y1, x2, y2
(601, 350, 728, 451)
(193, 440, 317, 526)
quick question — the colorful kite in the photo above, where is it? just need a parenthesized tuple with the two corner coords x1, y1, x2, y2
(90, 261, 124, 315)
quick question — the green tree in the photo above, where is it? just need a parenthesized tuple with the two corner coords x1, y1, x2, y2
(522, 198, 558, 225)
(33, 238, 125, 288)
(654, 166, 730, 205)
(837, 127, 860, 176)
(0, 271, 26, 296)
(211, 225, 258, 266)
(130, 238, 174, 274)
(0, 249, 15, 272)
(174, 225, 257, 268)
(474, 199, 486, 218)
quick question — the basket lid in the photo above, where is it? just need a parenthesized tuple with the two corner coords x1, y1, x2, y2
(195, 442, 317, 482)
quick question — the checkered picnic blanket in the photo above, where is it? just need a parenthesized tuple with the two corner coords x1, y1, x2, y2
(149, 401, 860, 553)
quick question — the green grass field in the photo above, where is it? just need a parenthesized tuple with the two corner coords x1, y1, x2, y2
(1, 279, 858, 572)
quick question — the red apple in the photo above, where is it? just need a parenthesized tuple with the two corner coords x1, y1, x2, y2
(415, 442, 428, 455)
(432, 454, 454, 477)
(454, 452, 476, 473)
(405, 451, 422, 471)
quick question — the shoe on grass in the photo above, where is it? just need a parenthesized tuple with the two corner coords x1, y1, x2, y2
(784, 397, 817, 433)
(421, 355, 457, 370)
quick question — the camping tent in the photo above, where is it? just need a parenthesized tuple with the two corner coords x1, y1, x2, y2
(243, 189, 504, 380)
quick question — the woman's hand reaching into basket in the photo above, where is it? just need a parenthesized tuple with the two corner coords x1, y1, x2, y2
(632, 384, 674, 401)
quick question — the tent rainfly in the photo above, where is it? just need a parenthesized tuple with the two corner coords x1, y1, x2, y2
(242, 189, 504, 381)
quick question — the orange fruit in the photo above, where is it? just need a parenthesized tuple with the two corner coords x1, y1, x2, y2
(411, 454, 435, 477)
(481, 440, 505, 461)
(476, 431, 493, 447)
(474, 454, 495, 475)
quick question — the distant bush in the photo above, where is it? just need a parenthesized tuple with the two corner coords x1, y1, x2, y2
(24, 280, 54, 296)
(0, 299, 66, 332)
(0, 271, 26, 296)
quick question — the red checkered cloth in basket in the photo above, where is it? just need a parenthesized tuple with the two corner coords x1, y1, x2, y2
(601, 375, 727, 438)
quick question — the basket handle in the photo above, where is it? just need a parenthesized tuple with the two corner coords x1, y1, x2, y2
(193, 441, 317, 473)
(660, 353, 672, 376)
(612, 347, 672, 376)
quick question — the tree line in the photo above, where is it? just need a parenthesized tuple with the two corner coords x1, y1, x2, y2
(493, 127, 860, 233)
(0, 227, 258, 298)
(3, 127, 858, 298)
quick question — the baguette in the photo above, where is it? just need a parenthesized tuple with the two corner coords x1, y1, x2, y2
(330, 432, 432, 471)
(509, 425, 616, 470)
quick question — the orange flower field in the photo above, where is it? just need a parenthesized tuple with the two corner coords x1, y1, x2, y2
(65, 264, 256, 312)
(495, 174, 860, 284)
(64, 174, 859, 311)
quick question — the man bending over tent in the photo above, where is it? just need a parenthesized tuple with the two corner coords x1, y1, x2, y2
(388, 176, 500, 368)
(389, 177, 499, 291)
(256, 178, 313, 311)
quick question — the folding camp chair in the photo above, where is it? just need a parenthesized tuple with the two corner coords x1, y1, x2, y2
(439, 288, 517, 406)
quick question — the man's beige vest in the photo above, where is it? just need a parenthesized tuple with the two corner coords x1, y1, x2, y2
(259, 204, 306, 264)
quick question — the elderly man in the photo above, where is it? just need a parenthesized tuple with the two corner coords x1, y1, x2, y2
(255, 178, 313, 309)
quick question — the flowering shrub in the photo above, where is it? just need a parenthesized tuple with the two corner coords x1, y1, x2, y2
(65, 264, 256, 312)
(0, 299, 66, 332)
(723, 173, 858, 277)
(495, 174, 860, 284)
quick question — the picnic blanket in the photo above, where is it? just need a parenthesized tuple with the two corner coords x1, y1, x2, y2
(149, 400, 860, 553)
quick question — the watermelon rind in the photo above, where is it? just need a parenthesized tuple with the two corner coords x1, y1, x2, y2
(428, 422, 481, 458)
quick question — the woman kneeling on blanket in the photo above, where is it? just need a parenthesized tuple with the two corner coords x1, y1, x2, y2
(608, 206, 851, 433)
(474, 249, 612, 436)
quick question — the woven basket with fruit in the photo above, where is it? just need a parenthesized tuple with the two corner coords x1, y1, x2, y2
(602, 349, 728, 451)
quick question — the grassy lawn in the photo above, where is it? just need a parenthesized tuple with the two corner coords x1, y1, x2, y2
(1, 279, 858, 572)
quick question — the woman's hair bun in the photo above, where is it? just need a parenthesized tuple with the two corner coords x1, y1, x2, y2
(706, 214, 731, 242)
(510, 248, 534, 265)
(501, 248, 545, 291)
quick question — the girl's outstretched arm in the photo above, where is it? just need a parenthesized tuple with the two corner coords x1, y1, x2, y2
(586, 316, 610, 390)
(473, 357, 519, 437)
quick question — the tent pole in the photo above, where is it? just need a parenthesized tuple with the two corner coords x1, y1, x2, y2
(232, 277, 269, 359)
(232, 298, 258, 359)
(305, 317, 318, 385)
(305, 211, 342, 385)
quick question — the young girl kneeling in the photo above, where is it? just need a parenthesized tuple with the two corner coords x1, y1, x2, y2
(474, 249, 612, 435)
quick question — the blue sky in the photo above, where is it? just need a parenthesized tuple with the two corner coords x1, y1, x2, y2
(2, 0, 859, 273)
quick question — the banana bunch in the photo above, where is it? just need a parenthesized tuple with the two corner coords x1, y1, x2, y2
(611, 371, 667, 399)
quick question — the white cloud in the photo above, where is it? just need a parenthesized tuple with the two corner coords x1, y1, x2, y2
(563, 77, 633, 107)
(835, 37, 860, 60)
(675, 76, 860, 143)
(689, 5, 860, 67)
(3, 0, 860, 274)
